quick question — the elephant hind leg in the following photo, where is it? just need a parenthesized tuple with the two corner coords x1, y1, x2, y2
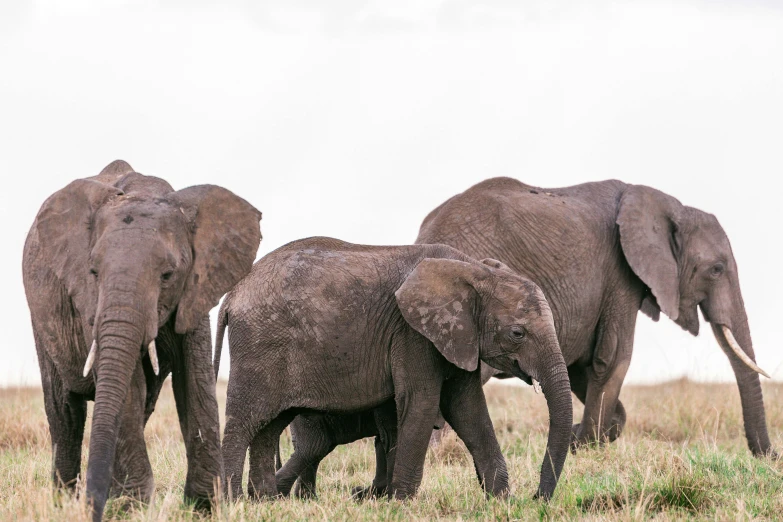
(278, 416, 335, 498)
(605, 399, 626, 442)
(569, 362, 630, 449)
(248, 411, 297, 499)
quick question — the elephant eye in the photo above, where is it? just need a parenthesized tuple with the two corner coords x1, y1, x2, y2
(508, 326, 526, 342)
(89, 268, 98, 278)
(709, 263, 724, 279)
(161, 271, 174, 282)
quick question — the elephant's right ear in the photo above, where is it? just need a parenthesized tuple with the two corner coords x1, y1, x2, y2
(617, 185, 684, 321)
(34, 178, 124, 312)
(395, 258, 486, 372)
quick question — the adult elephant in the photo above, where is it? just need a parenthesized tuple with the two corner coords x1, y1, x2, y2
(416, 177, 773, 456)
(23, 160, 262, 521)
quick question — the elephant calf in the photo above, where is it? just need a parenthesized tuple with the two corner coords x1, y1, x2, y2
(215, 236, 572, 501)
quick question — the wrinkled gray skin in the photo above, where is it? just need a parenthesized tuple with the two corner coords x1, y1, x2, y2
(215, 237, 572, 501)
(261, 176, 777, 499)
(414, 178, 773, 456)
(22, 161, 262, 522)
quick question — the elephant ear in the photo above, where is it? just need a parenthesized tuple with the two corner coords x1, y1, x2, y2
(395, 258, 486, 372)
(34, 178, 124, 318)
(172, 185, 262, 334)
(617, 185, 684, 321)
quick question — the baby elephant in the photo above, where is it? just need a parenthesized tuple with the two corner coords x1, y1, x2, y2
(216, 237, 572, 501)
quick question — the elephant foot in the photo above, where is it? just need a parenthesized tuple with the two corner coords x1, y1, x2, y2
(184, 493, 214, 513)
(351, 484, 387, 501)
(108, 477, 154, 505)
(248, 480, 282, 501)
(293, 482, 317, 500)
(102, 496, 145, 519)
(570, 417, 625, 453)
(752, 447, 780, 461)
(569, 423, 601, 453)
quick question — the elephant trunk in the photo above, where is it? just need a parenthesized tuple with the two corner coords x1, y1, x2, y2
(535, 342, 573, 500)
(711, 308, 774, 457)
(85, 298, 149, 521)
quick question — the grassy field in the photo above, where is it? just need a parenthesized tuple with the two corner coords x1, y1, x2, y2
(1, 379, 781, 521)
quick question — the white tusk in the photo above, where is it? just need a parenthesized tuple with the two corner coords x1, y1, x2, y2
(83, 340, 97, 377)
(148, 340, 160, 376)
(721, 325, 770, 379)
(532, 379, 542, 394)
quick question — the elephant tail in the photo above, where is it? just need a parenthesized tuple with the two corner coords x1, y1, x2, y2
(214, 300, 228, 380)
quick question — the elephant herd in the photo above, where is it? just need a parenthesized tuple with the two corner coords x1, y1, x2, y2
(23, 161, 774, 521)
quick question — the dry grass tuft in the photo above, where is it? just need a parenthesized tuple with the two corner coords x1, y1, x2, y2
(1, 379, 782, 521)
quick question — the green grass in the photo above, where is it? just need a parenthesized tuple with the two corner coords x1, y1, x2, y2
(1, 379, 781, 520)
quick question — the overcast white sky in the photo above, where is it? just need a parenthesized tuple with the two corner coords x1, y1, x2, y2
(2, 0, 782, 386)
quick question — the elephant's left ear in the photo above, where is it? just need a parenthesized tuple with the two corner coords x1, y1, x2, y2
(171, 185, 262, 334)
(617, 185, 683, 321)
(395, 258, 487, 372)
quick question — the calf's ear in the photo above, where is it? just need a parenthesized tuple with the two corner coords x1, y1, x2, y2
(395, 258, 488, 372)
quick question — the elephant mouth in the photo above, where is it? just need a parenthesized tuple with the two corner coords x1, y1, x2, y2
(513, 361, 534, 386)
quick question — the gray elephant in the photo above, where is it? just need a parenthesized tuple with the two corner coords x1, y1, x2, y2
(414, 178, 773, 455)
(215, 237, 572, 501)
(22, 160, 262, 521)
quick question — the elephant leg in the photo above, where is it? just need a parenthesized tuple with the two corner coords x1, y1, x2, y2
(222, 376, 269, 500)
(171, 317, 224, 508)
(292, 461, 321, 499)
(432, 362, 498, 448)
(277, 416, 335, 498)
(248, 412, 296, 499)
(353, 402, 397, 500)
(389, 389, 441, 499)
(373, 401, 397, 497)
(110, 361, 154, 502)
(37, 347, 87, 490)
(572, 356, 631, 449)
(350, 437, 387, 500)
(440, 371, 509, 497)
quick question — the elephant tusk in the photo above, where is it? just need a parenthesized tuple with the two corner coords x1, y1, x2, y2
(83, 340, 97, 377)
(148, 340, 160, 376)
(721, 325, 770, 379)
(532, 379, 542, 394)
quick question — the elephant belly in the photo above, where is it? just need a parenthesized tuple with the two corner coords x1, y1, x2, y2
(287, 337, 395, 414)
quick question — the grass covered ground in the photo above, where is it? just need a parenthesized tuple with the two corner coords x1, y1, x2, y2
(1, 379, 781, 521)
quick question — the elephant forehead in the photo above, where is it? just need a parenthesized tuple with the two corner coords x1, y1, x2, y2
(508, 284, 553, 322)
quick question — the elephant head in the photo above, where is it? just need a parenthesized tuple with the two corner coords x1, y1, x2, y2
(617, 185, 773, 456)
(395, 258, 572, 499)
(33, 160, 262, 519)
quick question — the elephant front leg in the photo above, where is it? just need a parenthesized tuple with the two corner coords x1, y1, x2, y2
(110, 361, 154, 502)
(172, 317, 224, 508)
(38, 349, 87, 490)
(389, 389, 441, 499)
(440, 371, 509, 497)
